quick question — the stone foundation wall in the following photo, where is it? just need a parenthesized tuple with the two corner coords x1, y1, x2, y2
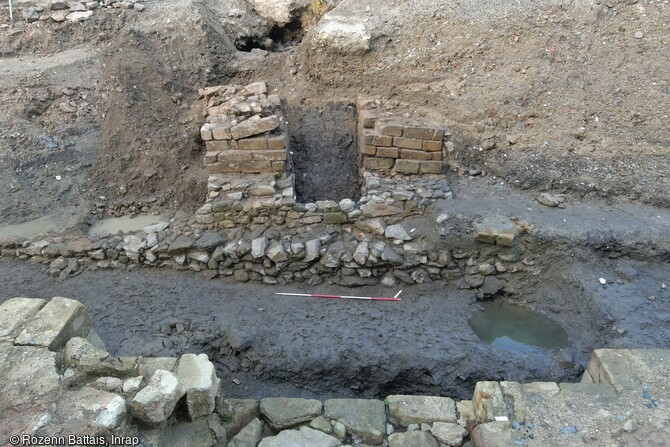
(358, 97, 448, 175)
(200, 82, 289, 175)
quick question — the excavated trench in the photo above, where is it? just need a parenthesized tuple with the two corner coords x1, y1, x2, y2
(3, 242, 669, 401)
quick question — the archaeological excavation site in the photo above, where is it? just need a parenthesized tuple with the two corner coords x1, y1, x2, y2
(1, 0, 669, 445)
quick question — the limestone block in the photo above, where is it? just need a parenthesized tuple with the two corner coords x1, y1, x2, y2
(230, 115, 279, 140)
(371, 134, 393, 147)
(470, 422, 514, 447)
(259, 397, 323, 430)
(401, 149, 432, 160)
(324, 399, 386, 444)
(423, 140, 442, 152)
(251, 237, 269, 259)
(247, 0, 311, 25)
(219, 151, 253, 163)
(377, 147, 399, 158)
(176, 353, 219, 420)
(377, 122, 404, 137)
(430, 422, 468, 446)
(386, 395, 457, 426)
(63, 337, 133, 382)
(211, 125, 233, 140)
(404, 126, 435, 140)
(361, 145, 377, 156)
(229, 418, 264, 447)
(304, 239, 321, 262)
(238, 138, 268, 150)
(253, 150, 287, 161)
(0, 297, 47, 341)
(395, 159, 421, 174)
(361, 202, 403, 218)
(57, 387, 127, 431)
(218, 399, 259, 439)
(313, 16, 371, 54)
(267, 135, 287, 150)
(419, 161, 442, 174)
(363, 157, 394, 170)
(473, 381, 507, 423)
(130, 369, 185, 425)
(15, 297, 91, 351)
(385, 224, 412, 241)
(394, 137, 424, 149)
(388, 431, 438, 447)
(259, 426, 341, 447)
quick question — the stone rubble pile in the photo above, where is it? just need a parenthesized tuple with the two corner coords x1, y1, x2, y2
(200, 81, 289, 175)
(21, 0, 146, 24)
(0, 296, 225, 445)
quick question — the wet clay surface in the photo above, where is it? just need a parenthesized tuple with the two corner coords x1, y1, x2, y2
(2, 257, 668, 400)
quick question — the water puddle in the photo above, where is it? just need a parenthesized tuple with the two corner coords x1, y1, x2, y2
(468, 298, 569, 354)
(0, 213, 80, 241)
(88, 215, 165, 237)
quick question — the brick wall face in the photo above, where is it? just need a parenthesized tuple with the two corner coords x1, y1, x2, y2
(357, 99, 447, 175)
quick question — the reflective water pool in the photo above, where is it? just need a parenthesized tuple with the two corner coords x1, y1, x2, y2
(88, 215, 165, 237)
(468, 298, 569, 354)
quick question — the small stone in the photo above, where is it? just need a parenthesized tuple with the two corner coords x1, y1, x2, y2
(133, 2, 145, 11)
(599, 277, 607, 285)
(66, 10, 93, 21)
(385, 224, 412, 241)
(431, 422, 468, 446)
(310, 416, 333, 434)
(537, 192, 562, 207)
(634, 31, 644, 39)
(389, 431, 438, 447)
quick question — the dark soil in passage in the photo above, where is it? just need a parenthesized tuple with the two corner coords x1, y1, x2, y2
(2, 258, 667, 400)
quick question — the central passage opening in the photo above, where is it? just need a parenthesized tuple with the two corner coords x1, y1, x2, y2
(285, 102, 360, 203)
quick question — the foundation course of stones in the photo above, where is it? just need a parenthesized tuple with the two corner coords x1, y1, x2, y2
(0, 82, 528, 299)
(10, 0, 147, 26)
(3, 296, 668, 447)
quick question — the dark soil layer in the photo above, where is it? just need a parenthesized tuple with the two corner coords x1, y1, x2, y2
(286, 102, 360, 202)
(3, 256, 668, 400)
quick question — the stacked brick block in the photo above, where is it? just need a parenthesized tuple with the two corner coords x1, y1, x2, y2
(200, 81, 289, 175)
(358, 101, 446, 175)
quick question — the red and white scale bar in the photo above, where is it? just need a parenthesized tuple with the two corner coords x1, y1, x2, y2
(274, 290, 402, 302)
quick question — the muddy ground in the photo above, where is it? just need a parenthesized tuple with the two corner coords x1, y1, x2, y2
(1, 249, 669, 400)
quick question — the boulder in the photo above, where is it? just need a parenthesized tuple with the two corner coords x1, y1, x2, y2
(259, 426, 341, 447)
(473, 381, 507, 422)
(229, 418, 264, 447)
(470, 422, 514, 447)
(15, 297, 91, 351)
(0, 297, 47, 341)
(218, 399, 259, 438)
(63, 337, 133, 383)
(266, 242, 288, 264)
(247, 0, 311, 25)
(430, 422, 468, 446)
(130, 370, 185, 425)
(194, 232, 228, 250)
(123, 235, 146, 262)
(167, 236, 195, 255)
(260, 397, 322, 430)
(176, 353, 220, 420)
(56, 387, 127, 431)
(313, 14, 371, 54)
(251, 237, 269, 258)
(385, 224, 412, 241)
(388, 431, 439, 447)
(387, 395, 457, 426)
(353, 241, 369, 265)
(323, 399, 386, 444)
(304, 239, 321, 262)
(381, 245, 404, 266)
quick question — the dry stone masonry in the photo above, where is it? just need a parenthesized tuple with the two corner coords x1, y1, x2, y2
(20, 0, 147, 25)
(358, 97, 447, 175)
(200, 81, 289, 176)
(2, 296, 668, 446)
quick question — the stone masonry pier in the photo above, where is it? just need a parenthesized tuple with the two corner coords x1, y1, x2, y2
(1, 296, 668, 446)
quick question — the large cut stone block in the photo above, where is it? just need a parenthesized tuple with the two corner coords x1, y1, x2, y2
(15, 297, 91, 351)
(231, 115, 279, 140)
(130, 369, 185, 425)
(324, 399, 386, 444)
(260, 397, 323, 430)
(0, 297, 47, 342)
(176, 353, 220, 420)
(229, 418, 264, 447)
(386, 395, 456, 426)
